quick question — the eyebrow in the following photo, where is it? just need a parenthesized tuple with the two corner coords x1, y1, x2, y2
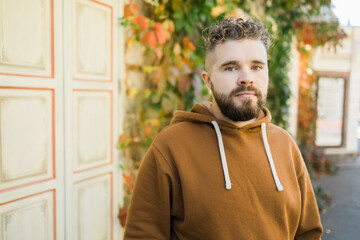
(220, 59, 266, 68)
(220, 60, 238, 68)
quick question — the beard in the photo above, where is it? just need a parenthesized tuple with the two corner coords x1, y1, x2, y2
(210, 83, 266, 122)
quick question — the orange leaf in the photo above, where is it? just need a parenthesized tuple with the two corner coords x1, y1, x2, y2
(132, 15, 149, 30)
(183, 57, 194, 68)
(118, 134, 127, 143)
(211, 5, 226, 18)
(182, 37, 196, 51)
(153, 22, 167, 44)
(124, 173, 133, 191)
(141, 30, 157, 48)
(145, 125, 152, 137)
(118, 207, 127, 228)
(149, 119, 160, 127)
(124, 3, 138, 18)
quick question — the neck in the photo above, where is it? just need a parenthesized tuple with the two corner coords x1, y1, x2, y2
(208, 102, 256, 128)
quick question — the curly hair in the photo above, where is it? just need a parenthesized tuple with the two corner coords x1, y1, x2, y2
(203, 17, 272, 51)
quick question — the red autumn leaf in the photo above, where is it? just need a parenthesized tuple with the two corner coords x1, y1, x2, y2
(153, 22, 167, 44)
(118, 134, 127, 143)
(124, 3, 138, 18)
(141, 30, 157, 48)
(118, 207, 127, 228)
(182, 37, 196, 51)
(124, 173, 133, 191)
(145, 125, 152, 137)
(132, 15, 149, 30)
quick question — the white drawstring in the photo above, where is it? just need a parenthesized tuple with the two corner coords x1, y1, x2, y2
(211, 121, 232, 190)
(261, 123, 284, 191)
(211, 121, 283, 192)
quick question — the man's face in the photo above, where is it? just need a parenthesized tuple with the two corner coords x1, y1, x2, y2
(202, 39, 269, 121)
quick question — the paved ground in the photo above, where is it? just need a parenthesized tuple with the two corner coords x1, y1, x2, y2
(314, 149, 360, 240)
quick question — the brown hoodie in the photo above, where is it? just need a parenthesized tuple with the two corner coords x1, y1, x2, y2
(124, 103, 323, 240)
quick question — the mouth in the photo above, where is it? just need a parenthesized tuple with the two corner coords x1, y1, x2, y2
(234, 91, 256, 98)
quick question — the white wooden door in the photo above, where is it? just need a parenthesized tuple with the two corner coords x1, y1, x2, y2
(0, 0, 122, 239)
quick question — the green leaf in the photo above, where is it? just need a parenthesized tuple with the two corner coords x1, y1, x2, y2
(175, 19, 185, 31)
(173, 11, 183, 19)
(117, 139, 131, 149)
(187, 9, 197, 23)
(120, 164, 128, 171)
(184, 22, 193, 33)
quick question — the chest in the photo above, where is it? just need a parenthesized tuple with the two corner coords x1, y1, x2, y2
(170, 131, 301, 222)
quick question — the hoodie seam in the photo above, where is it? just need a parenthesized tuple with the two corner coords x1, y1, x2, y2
(151, 143, 182, 193)
(152, 143, 178, 175)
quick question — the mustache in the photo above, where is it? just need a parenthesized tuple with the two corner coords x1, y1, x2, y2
(229, 85, 261, 97)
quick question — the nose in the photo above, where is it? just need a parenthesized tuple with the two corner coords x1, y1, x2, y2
(237, 69, 253, 86)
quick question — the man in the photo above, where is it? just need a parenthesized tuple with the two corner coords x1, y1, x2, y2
(124, 17, 323, 239)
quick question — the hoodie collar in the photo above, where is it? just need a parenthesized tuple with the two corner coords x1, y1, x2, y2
(171, 102, 272, 132)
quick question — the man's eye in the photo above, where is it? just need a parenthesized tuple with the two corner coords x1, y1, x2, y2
(252, 66, 261, 70)
(225, 67, 236, 71)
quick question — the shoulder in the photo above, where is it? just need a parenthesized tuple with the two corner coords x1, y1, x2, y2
(266, 123, 303, 158)
(155, 121, 212, 143)
(267, 123, 305, 171)
(151, 121, 216, 159)
(267, 123, 297, 144)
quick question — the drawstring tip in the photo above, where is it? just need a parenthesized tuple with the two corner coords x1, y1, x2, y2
(277, 185, 284, 191)
(225, 183, 232, 190)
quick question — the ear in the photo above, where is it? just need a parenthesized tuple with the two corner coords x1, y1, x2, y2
(201, 71, 211, 89)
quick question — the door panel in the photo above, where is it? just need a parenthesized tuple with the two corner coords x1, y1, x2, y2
(73, 173, 113, 240)
(0, 0, 54, 78)
(72, 0, 113, 82)
(0, 88, 55, 192)
(72, 90, 113, 173)
(0, 190, 56, 240)
(0, 0, 121, 239)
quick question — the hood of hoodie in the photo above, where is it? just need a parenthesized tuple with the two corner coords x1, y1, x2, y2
(171, 102, 272, 132)
(171, 102, 283, 191)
